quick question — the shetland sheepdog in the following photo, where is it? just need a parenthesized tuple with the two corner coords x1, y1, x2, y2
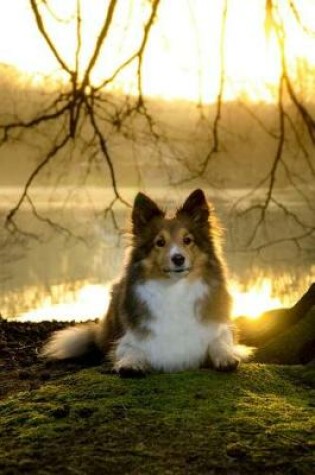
(41, 189, 251, 376)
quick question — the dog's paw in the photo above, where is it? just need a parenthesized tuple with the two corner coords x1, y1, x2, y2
(214, 357, 240, 372)
(211, 353, 240, 372)
(116, 366, 147, 378)
(114, 358, 148, 378)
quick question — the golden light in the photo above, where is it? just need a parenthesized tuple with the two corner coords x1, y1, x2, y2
(19, 283, 110, 322)
(15, 276, 290, 323)
(0, 0, 314, 102)
(230, 278, 284, 319)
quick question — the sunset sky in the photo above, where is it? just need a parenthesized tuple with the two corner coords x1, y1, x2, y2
(0, 0, 314, 103)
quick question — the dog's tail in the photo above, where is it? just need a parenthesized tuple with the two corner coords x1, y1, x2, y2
(233, 344, 255, 361)
(40, 323, 100, 360)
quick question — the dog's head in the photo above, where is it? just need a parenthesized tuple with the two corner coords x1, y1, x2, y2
(131, 189, 219, 279)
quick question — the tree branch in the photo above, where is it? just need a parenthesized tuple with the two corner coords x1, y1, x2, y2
(81, 0, 118, 88)
(84, 96, 130, 207)
(5, 132, 71, 228)
(29, 0, 73, 75)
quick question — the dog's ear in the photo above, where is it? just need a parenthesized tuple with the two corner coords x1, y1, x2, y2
(177, 189, 209, 225)
(132, 192, 164, 234)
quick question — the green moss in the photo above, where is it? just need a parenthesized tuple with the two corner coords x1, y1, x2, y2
(0, 364, 314, 474)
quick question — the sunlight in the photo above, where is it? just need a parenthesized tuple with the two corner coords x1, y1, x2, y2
(19, 283, 110, 323)
(15, 276, 290, 323)
(0, 0, 314, 102)
(230, 278, 284, 319)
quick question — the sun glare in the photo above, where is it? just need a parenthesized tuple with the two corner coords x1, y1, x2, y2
(230, 278, 284, 319)
(19, 284, 110, 323)
(0, 0, 314, 102)
(15, 277, 290, 323)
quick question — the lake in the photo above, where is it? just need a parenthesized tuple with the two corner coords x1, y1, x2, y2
(0, 186, 314, 321)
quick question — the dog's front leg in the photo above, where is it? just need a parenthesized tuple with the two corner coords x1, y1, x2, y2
(113, 332, 149, 378)
(207, 323, 242, 372)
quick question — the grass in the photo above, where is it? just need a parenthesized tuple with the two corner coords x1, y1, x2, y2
(0, 364, 314, 474)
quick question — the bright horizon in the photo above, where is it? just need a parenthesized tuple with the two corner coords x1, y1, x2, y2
(14, 277, 292, 322)
(0, 0, 315, 103)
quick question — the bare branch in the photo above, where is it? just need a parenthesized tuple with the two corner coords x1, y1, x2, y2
(245, 73, 285, 246)
(25, 194, 87, 242)
(289, 0, 315, 37)
(245, 228, 315, 254)
(284, 111, 315, 175)
(271, 197, 313, 230)
(237, 100, 278, 139)
(284, 72, 315, 143)
(75, 0, 82, 75)
(0, 102, 70, 144)
(198, 0, 227, 175)
(135, 0, 160, 104)
(238, 1, 315, 250)
(81, 0, 118, 88)
(84, 96, 130, 207)
(1, 0, 313, 254)
(29, 0, 73, 75)
(274, 2, 315, 143)
(41, 0, 75, 24)
(5, 132, 71, 227)
(280, 159, 315, 211)
(96, 0, 160, 92)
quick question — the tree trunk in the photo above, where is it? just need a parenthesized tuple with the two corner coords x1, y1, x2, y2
(236, 283, 315, 364)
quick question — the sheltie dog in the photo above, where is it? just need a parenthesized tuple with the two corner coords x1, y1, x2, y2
(41, 189, 251, 376)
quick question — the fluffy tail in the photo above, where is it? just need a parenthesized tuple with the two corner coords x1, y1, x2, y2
(40, 323, 100, 360)
(233, 344, 255, 361)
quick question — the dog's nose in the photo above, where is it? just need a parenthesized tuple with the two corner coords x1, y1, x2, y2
(171, 253, 185, 267)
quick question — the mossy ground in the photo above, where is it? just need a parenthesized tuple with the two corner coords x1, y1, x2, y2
(1, 364, 314, 474)
(1, 310, 314, 474)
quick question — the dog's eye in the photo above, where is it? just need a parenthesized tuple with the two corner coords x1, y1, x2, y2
(183, 236, 193, 245)
(156, 237, 166, 248)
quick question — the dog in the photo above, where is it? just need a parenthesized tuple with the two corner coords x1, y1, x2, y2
(41, 189, 251, 376)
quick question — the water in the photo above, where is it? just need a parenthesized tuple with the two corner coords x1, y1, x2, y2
(0, 186, 314, 321)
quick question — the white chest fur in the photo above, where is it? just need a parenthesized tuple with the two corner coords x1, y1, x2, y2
(116, 278, 216, 372)
(136, 277, 208, 329)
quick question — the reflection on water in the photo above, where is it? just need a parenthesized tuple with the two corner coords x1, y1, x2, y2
(4, 272, 312, 323)
(230, 278, 287, 318)
(18, 283, 111, 322)
(0, 186, 314, 321)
